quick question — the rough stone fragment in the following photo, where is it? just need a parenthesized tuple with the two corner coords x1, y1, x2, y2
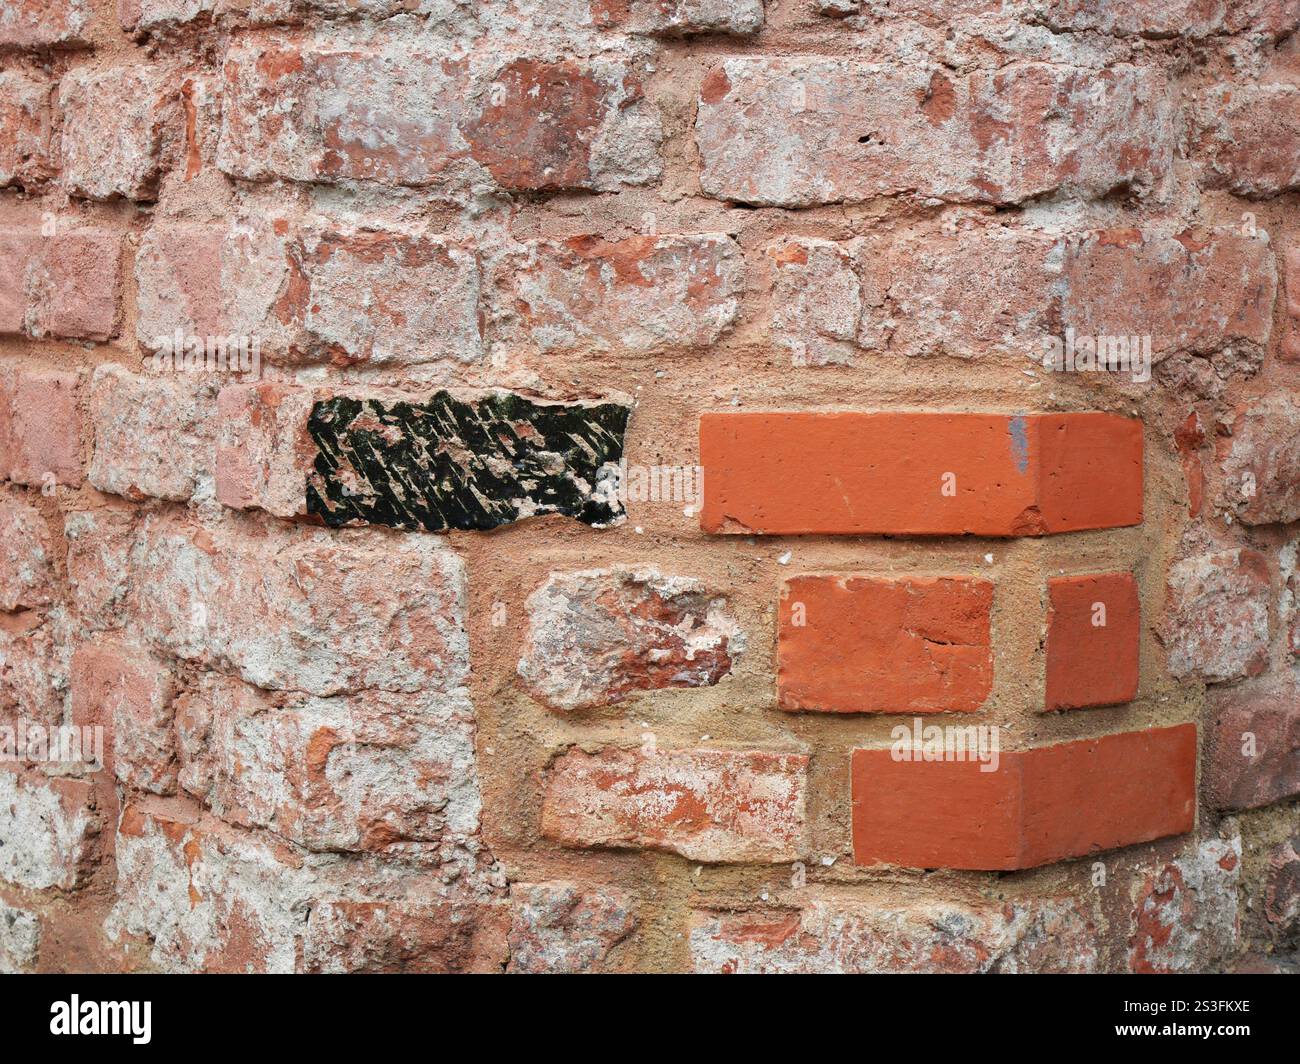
(306, 391, 631, 532)
(690, 898, 1099, 974)
(508, 882, 636, 973)
(519, 567, 741, 712)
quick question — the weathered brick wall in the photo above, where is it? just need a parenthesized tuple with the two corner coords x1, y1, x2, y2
(1, 0, 1299, 974)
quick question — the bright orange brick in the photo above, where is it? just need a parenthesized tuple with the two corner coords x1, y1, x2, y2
(779, 574, 993, 714)
(699, 411, 1142, 537)
(1044, 572, 1140, 711)
(851, 723, 1196, 870)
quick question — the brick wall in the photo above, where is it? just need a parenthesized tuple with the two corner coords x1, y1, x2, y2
(1, 0, 1298, 974)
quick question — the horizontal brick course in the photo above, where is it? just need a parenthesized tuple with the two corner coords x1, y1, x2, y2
(696, 60, 1171, 207)
(851, 724, 1197, 870)
(700, 411, 1143, 537)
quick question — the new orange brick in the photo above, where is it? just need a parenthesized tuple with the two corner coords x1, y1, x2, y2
(779, 574, 992, 714)
(1044, 572, 1140, 712)
(851, 723, 1196, 871)
(699, 411, 1142, 537)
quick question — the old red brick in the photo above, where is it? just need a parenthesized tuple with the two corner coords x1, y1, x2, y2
(519, 567, 740, 712)
(0, 498, 54, 613)
(274, 227, 482, 366)
(87, 365, 215, 503)
(464, 57, 661, 191)
(1191, 84, 1300, 198)
(489, 234, 743, 358)
(303, 899, 509, 974)
(219, 29, 460, 187)
(0, 71, 55, 188)
(70, 642, 176, 794)
(765, 237, 870, 366)
(1044, 572, 1140, 712)
(130, 511, 469, 697)
(1217, 394, 1300, 525)
(0, 616, 66, 728)
(109, 804, 311, 972)
(542, 746, 809, 863)
(0, 229, 38, 334)
(176, 673, 482, 854)
(133, 221, 230, 345)
(700, 411, 1143, 537)
(26, 229, 122, 341)
(137, 217, 482, 368)
(851, 724, 1197, 870)
(594, 0, 763, 34)
(1129, 836, 1241, 973)
(1286, 247, 1300, 361)
(508, 882, 636, 973)
(778, 574, 992, 714)
(63, 508, 137, 632)
(0, 0, 94, 50)
(1264, 835, 1300, 942)
(0, 770, 99, 891)
(1038, 0, 1229, 36)
(0, 902, 39, 972)
(696, 59, 1171, 207)
(60, 66, 177, 202)
(1059, 228, 1275, 359)
(690, 897, 1099, 973)
(1205, 680, 1300, 811)
(3, 364, 84, 487)
(1165, 548, 1272, 683)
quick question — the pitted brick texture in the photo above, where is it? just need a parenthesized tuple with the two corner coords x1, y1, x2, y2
(0, 0, 1296, 976)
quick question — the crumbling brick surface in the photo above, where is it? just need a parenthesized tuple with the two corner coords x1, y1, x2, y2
(0, 0, 1297, 975)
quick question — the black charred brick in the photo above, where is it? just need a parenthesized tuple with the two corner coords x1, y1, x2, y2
(305, 391, 631, 532)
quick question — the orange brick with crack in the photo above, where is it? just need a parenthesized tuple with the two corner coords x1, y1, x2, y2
(779, 574, 993, 714)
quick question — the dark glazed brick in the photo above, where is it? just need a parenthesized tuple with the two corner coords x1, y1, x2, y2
(306, 391, 631, 532)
